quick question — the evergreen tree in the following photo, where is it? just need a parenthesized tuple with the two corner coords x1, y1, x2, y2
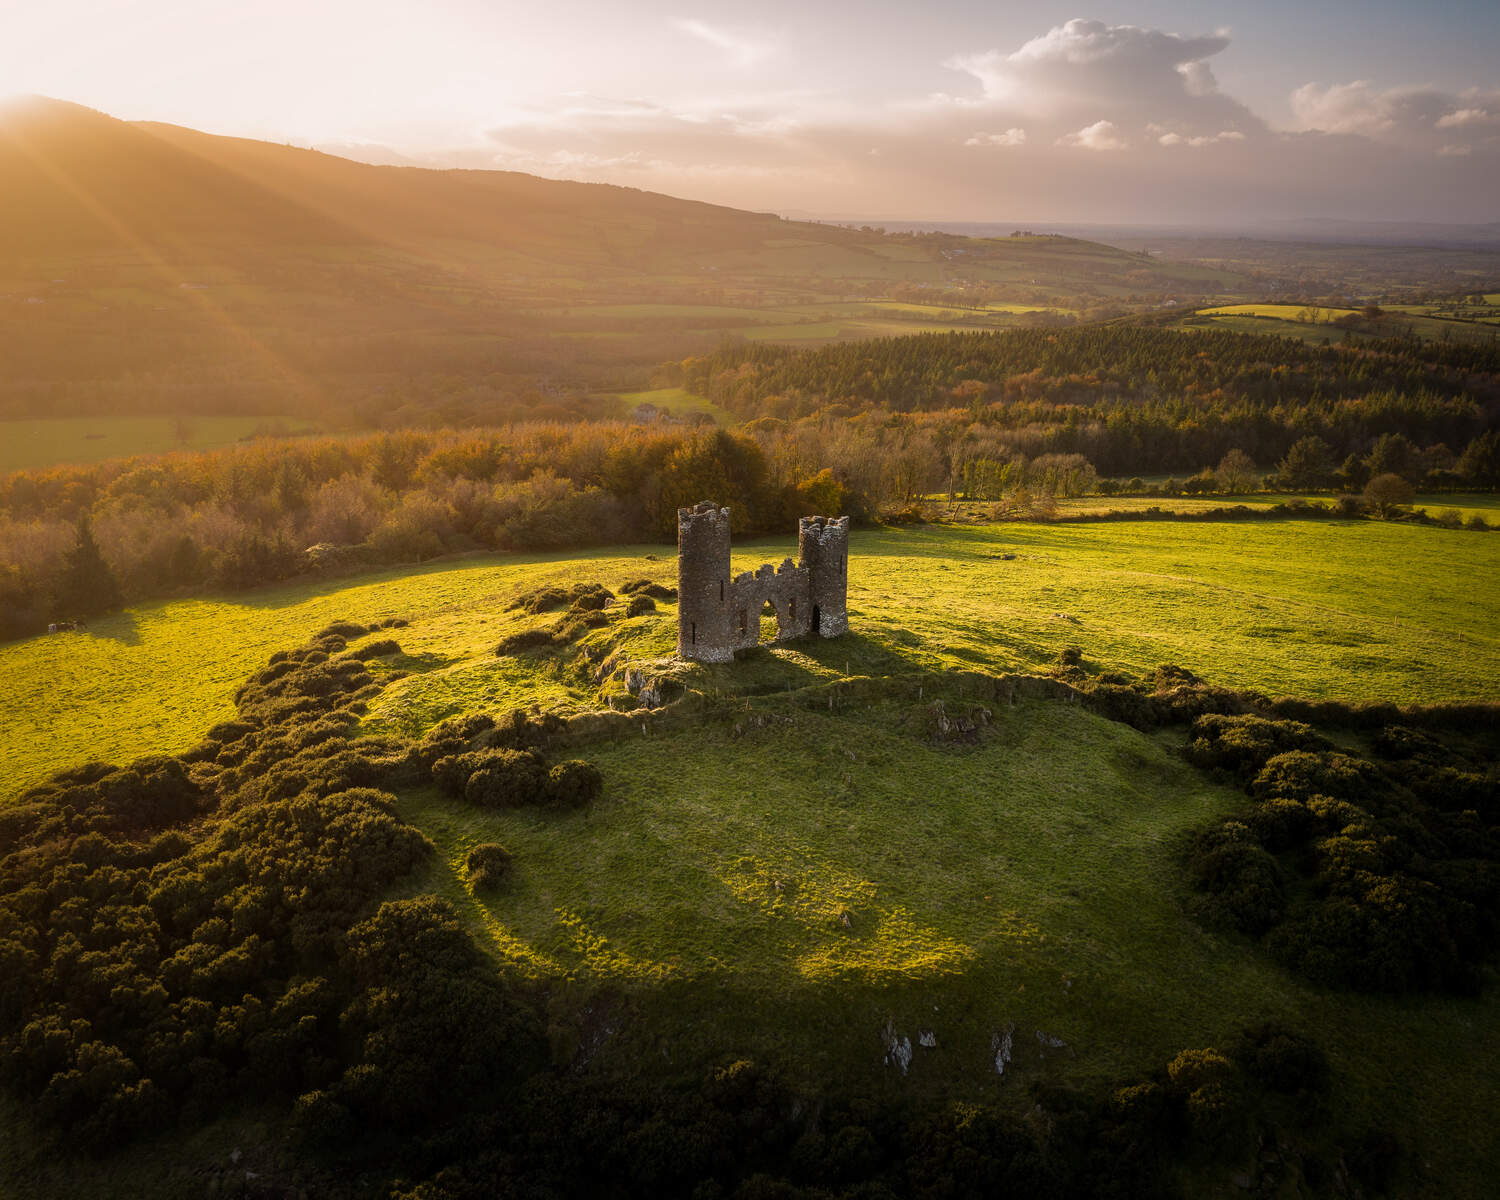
(55, 517, 122, 617)
(1276, 436, 1335, 489)
(1457, 430, 1500, 487)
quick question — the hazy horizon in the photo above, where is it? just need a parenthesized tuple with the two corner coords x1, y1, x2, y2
(4, 2, 1499, 225)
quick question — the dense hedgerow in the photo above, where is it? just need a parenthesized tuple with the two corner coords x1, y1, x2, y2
(1183, 713, 1500, 993)
(0, 629, 595, 1155)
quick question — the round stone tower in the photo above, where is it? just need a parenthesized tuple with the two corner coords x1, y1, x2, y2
(798, 515, 850, 638)
(676, 501, 734, 662)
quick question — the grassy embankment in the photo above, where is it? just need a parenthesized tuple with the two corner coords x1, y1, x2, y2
(2, 516, 1498, 1193)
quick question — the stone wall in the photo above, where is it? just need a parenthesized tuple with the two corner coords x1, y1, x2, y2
(676, 501, 848, 662)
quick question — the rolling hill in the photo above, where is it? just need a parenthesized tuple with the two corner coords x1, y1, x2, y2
(0, 97, 1253, 427)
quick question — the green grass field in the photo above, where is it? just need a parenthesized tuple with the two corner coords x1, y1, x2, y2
(1199, 303, 1360, 320)
(4, 516, 1498, 1193)
(1032, 491, 1500, 522)
(0, 415, 311, 474)
(1188, 303, 1500, 347)
(616, 387, 735, 424)
(4, 517, 1496, 798)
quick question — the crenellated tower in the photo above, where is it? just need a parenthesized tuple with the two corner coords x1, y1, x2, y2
(676, 501, 734, 662)
(798, 515, 850, 638)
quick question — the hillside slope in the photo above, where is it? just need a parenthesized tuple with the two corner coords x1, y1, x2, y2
(0, 98, 1253, 424)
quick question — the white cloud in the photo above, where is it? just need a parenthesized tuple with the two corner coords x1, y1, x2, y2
(1057, 120, 1127, 151)
(947, 19, 1240, 121)
(965, 128, 1026, 147)
(1159, 129, 1246, 147)
(1436, 107, 1498, 129)
(1290, 81, 1500, 148)
(674, 19, 769, 67)
(458, 19, 1495, 222)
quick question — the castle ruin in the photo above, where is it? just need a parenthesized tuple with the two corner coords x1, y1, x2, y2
(676, 502, 849, 663)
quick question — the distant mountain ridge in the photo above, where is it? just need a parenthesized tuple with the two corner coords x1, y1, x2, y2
(0, 95, 803, 267)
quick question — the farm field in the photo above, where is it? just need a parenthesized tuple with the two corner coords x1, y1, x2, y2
(1183, 302, 1500, 345)
(541, 296, 1071, 346)
(616, 387, 734, 424)
(0, 415, 310, 473)
(1028, 491, 1500, 521)
(4, 516, 1497, 798)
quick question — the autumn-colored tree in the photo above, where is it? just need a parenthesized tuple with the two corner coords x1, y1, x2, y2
(1363, 473, 1415, 518)
(1215, 449, 1257, 494)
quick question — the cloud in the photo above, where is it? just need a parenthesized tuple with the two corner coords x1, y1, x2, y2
(1290, 81, 1500, 147)
(456, 19, 1495, 223)
(1158, 129, 1246, 147)
(674, 19, 769, 67)
(944, 18, 1251, 132)
(965, 128, 1026, 147)
(1436, 107, 1499, 129)
(1057, 120, 1127, 151)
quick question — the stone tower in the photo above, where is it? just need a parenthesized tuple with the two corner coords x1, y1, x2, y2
(798, 514, 850, 637)
(676, 501, 734, 662)
(676, 501, 849, 663)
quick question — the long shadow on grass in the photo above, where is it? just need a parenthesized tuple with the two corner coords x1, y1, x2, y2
(80, 611, 142, 646)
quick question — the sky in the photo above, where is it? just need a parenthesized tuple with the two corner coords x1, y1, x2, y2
(3, 1, 1498, 223)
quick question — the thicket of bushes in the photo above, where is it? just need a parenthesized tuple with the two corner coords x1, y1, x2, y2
(0, 624, 614, 1158)
(1, 630, 1465, 1193)
(1181, 713, 1499, 993)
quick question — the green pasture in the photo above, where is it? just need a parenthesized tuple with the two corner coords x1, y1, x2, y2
(1037, 491, 1500, 522)
(3, 519, 1499, 1192)
(1188, 304, 1500, 346)
(4, 517, 1497, 799)
(0, 415, 310, 474)
(615, 387, 734, 424)
(1200, 303, 1360, 320)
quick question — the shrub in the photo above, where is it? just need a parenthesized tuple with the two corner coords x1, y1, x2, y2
(1184, 822, 1286, 934)
(1081, 683, 1158, 729)
(568, 588, 613, 613)
(496, 628, 558, 656)
(546, 760, 604, 810)
(1186, 715, 1328, 778)
(1243, 797, 1314, 851)
(466, 842, 513, 888)
(463, 750, 549, 808)
(1231, 1023, 1329, 1097)
(619, 579, 677, 600)
(412, 713, 495, 771)
(509, 581, 614, 615)
(1251, 751, 1388, 805)
(1165, 1048, 1242, 1146)
(317, 621, 368, 640)
(625, 594, 656, 617)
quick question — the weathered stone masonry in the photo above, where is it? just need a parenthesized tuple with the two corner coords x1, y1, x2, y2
(676, 501, 849, 663)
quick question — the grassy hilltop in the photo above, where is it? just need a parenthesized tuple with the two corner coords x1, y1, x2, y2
(4, 518, 1496, 794)
(3, 515, 1498, 1196)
